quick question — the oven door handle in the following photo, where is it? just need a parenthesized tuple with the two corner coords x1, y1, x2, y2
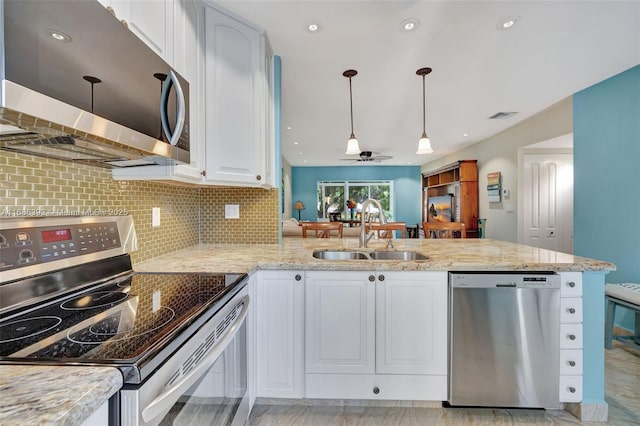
(141, 295, 249, 424)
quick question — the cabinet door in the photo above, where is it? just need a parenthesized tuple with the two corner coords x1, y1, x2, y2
(305, 271, 375, 375)
(256, 271, 304, 398)
(109, 0, 174, 63)
(204, 6, 265, 186)
(375, 271, 448, 375)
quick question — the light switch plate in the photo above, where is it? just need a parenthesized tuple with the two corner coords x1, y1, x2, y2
(225, 204, 240, 219)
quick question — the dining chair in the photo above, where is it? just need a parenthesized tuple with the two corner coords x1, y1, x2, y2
(422, 222, 466, 239)
(368, 222, 407, 239)
(301, 222, 343, 238)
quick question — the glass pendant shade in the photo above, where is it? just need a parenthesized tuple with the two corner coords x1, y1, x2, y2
(345, 135, 361, 155)
(416, 133, 433, 155)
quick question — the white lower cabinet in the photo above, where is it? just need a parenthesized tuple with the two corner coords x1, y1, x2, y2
(558, 272, 583, 403)
(256, 270, 304, 398)
(304, 271, 448, 400)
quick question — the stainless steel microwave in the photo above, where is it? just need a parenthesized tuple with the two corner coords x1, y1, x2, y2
(0, 0, 190, 168)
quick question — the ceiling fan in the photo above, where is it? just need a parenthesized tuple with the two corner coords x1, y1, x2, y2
(340, 151, 393, 163)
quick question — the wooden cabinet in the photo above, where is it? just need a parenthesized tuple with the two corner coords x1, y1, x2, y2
(558, 272, 583, 402)
(112, 3, 277, 188)
(422, 160, 479, 237)
(256, 270, 305, 398)
(304, 270, 448, 400)
(203, 5, 274, 187)
(98, 0, 174, 63)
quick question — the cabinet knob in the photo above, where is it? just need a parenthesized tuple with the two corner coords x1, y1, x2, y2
(295, 274, 302, 281)
(121, 19, 129, 28)
(106, 5, 116, 16)
(568, 281, 576, 288)
(568, 387, 576, 394)
(368, 275, 375, 282)
(200, 170, 206, 177)
(373, 386, 380, 395)
(568, 334, 576, 341)
(378, 274, 385, 282)
(256, 175, 262, 181)
(568, 360, 576, 367)
(568, 308, 576, 314)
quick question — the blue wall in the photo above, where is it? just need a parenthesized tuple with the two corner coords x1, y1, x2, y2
(291, 166, 422, 225)
(573, 65, 640, 403)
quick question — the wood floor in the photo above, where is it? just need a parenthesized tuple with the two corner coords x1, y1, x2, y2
(248, 342, 640, 425)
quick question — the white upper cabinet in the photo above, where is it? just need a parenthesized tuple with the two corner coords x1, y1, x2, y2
(203, 5, 273, 187)
(99, 0, 175, 63)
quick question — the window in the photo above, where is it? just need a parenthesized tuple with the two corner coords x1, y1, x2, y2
(317, 180, 394, 220)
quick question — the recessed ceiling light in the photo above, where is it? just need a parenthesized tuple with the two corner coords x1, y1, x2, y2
(462, 133, 469, 137)
(286, 126, 292, 130)
(496, 16, 520, 30)
(304, 160, 308, 163)
(299, 152, 304, 155)
(46, 29, 72, 42)
(294, 141, 299, 145)
(304, 20, 322, 33)
(399, 18, 420, 33)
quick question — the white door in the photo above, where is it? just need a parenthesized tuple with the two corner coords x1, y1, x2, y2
(256, 270, 304, 398)
(523, 154, 574, 253)
(305, 271, 375, 374)
(375, 271, 448, 375)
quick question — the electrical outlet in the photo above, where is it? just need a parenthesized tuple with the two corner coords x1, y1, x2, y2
(152, 207, 160, 227)
(152, 290, 161, 313)
(225, 204, 240, 219)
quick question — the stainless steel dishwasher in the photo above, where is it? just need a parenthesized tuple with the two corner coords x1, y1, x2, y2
(449, 272, 561, 408)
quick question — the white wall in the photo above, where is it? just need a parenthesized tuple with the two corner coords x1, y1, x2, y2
(421, 97, 573, 242)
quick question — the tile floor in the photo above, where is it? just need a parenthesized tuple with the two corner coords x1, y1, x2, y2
(248, 342, 639, 425)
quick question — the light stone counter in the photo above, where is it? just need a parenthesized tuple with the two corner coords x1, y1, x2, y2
(0, 365, 121, 425)
(134, 238, 616, 274)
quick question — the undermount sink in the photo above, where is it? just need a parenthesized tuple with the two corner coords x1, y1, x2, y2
(312, 250, 369, 260)
(312, 249, 429, 261)
(368, 251, 429, 261)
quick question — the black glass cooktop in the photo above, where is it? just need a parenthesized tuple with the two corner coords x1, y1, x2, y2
(0, 272, 247, 362)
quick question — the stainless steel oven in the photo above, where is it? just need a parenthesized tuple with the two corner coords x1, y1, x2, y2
(0, 216, 250, 426)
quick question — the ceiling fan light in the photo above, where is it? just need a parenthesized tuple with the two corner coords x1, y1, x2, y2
(345, 136, 361, 155)
(416, 135, 433, 155)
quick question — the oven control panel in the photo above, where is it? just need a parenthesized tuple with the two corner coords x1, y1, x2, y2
(0, 222, 121, 272)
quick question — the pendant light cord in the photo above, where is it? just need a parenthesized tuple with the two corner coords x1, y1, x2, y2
(422, 74, 426, 136)
(349, 76, 355, 138)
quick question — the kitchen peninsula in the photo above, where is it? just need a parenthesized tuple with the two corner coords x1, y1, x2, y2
(0, 238, 615, 425)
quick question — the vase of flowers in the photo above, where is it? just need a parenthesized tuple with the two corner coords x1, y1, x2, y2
(346, 199, 357, 220)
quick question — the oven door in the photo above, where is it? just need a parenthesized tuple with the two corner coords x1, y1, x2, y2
(120, 287, 250, 426)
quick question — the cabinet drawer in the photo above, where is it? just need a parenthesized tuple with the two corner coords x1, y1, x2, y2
(560, 298, 583, 323)
(559, 375, 583, 402)
(560, 272, 582, 297)
(559, 349, 583, 375)
(560, 324, 583, 349)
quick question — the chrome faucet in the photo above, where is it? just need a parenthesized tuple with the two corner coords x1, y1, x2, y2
(359, 198, 387, 248)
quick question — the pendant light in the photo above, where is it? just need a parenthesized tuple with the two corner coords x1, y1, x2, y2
(343, 69, 361, 155)
(416, 67, 433, 155)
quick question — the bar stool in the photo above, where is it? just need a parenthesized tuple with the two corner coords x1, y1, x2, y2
(604, 282, 640, 349)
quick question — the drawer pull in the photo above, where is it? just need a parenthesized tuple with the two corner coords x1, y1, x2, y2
(295, 274, 302, 281)
(568, 387, 576, 393)
(369, 275, 375, 282)
(568, 360, 576, 367)
(373, 386, 380, 395)
(567, 281, 576, 288)
(378, 274, 385, 282)
(568, 334, 576, 341)
(567, 308, 576, 314)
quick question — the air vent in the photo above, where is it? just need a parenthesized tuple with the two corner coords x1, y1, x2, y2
(489, 112, 518, 119)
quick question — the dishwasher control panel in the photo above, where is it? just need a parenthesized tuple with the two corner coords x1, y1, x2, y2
(449, 272, 560, 289)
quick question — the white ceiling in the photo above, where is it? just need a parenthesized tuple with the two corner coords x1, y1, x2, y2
(215, 0, 640, 167)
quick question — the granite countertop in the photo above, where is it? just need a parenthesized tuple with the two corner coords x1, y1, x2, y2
(135, 238, 616, 274)
(0, 365, 121, 425)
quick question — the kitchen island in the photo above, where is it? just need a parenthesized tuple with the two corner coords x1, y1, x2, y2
(0, 238, 615, 424)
